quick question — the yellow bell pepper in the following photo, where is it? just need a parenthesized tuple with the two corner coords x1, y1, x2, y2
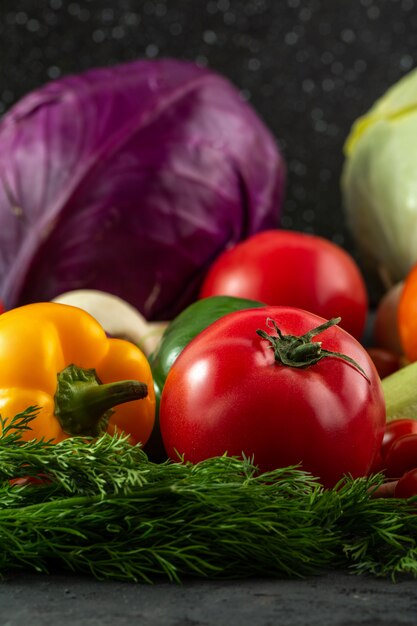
(0, 302, 155, 444)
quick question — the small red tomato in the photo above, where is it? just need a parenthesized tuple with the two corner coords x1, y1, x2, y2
(394, 468, 417, 499)
(384, 433, 417, 478)
(199, 230, 368, 339)
(160, 306, 385, 488)
(381, 419, 417, 460)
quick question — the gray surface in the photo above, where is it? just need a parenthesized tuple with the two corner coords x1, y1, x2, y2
(1, 570, 417, 626)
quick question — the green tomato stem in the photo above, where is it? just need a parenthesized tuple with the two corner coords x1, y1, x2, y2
(382, 360, 417, 421)
(256, 317, 370, 380)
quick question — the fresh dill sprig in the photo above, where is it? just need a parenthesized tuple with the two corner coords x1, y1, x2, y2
(1, 408, 417, 582)
(0, 407, 154, 501)
(0, 465, 336, 582)
(334, 476, 417, 579)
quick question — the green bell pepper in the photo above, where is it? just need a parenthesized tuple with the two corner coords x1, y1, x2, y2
(144, 295, 265, 461)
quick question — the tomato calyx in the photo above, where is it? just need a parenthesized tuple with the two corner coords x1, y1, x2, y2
(256, 317, 370, 379)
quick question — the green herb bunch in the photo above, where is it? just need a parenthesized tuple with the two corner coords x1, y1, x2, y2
(1, 408, 417, 583)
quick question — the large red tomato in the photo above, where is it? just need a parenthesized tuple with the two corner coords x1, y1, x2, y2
(199, 230, 368, 340)
(159, 307, 385, 488)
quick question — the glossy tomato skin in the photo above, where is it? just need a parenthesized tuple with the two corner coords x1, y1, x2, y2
(199, 230, 368, 340)
(395, 468, 417, 499)
(381, 419, 417, 461)
(159, 307, 386, 488)
(384, 434, 417, 479)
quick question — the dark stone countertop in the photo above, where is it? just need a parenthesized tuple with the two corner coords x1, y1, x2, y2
(1, 569, 417, 626)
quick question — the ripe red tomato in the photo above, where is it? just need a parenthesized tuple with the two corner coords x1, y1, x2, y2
(384, 433, 417, 479)
(395, 468, 417, 499)
(159, 307, 385, 488)
(199, 230, 369, 340)
(381, 419, 417, 461)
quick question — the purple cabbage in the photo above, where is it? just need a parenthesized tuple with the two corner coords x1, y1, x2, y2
(0, 59, 286, 320)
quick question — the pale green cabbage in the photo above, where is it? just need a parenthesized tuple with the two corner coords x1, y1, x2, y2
(342, 67, 417, 287)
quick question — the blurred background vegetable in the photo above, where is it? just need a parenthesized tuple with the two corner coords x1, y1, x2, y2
(0, 58, 285, 321)
(365, 347, 402, 379)
(372, 282, 404, 356)
(382, 357, 417, 422)
(398, 261, 417, 363)
(342, 68, 417, 294)
(52, 289, 167, 356)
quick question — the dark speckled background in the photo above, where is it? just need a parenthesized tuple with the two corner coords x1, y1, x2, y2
(1, 0, 416, 263)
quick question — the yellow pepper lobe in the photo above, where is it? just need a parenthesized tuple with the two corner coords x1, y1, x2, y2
(0, 303, 155, 444)
(54, 364, 148, 437)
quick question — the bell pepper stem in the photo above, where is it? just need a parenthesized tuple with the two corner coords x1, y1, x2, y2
(382, 360, 417, 421)
(55, 364, 148, 437)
